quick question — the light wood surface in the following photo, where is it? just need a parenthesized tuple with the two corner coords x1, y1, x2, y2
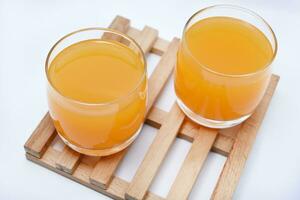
(134, 26, 158, 53)
(102, 15, 130, 40)
(211, 75, 280, 200)
(90, 149, 127, 189)
(146, 106, 234, 156)
(55, 146, 81, 174)
(167, 127, 218, 200)
(126, 27, 169, 56)
(212, 135, 234, 156)
(147, 37, 179, 113)
(26, 145, 163, 200)
(24, 113, 56, 158)
(23, 15, 280, 200)
(125, 103, 185, 200)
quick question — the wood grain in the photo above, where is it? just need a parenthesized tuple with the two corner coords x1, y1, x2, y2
(212, 135, 234, 156)
(134, 26, 158, 53)
(24, 113, 56, 158)
(89, 149, 127, 189)
(102, 15, 130, 40)
(151, 38, 170, 56)
(89, 25, 158, 190)
(167, 127, 218, 200)
(55, 146, 81, 174)
(146, 107, 234, 156)
(126, 27, 170, 56)
(26, 145, 163, 200)
(211, 75, 280, 200)
(147, 37, 180, 113)
(125, 103, 185, 200)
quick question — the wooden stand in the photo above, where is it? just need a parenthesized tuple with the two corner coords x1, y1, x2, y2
(24, 15, 280, 200)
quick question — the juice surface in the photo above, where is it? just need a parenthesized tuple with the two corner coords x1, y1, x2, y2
(48, 39, 144, 103)
(185, 17, 273, 75)
(175, 17, 273, 121)
(47, 39, 146, 151)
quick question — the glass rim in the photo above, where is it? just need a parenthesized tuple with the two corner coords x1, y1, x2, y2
(45, 27, 147, 106)
(182, 4, 278, 78)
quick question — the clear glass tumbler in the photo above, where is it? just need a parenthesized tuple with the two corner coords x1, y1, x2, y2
(175, 5, 277, 128)
(46, 28, 147, 156)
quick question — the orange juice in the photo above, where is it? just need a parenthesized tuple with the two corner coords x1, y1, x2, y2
(47, 39, 146, 155)
(175, 16, 274, 123)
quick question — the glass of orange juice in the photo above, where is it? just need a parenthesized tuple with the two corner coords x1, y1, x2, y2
(175, 5, 277, 128)
(46, 28, 147, 156)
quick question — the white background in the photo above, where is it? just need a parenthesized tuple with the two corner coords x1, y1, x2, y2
(1, 0, 300, 199)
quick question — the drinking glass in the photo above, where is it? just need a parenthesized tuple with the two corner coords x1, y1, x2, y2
(46, 28, 147, 156)
(175, 5, 277, 128)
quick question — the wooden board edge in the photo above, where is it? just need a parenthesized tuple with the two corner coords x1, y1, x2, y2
(25, 153, 163, 200)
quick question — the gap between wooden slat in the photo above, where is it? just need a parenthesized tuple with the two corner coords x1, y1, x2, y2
(24, 112, 56, 158)
(166, 127, 218, 200)
(89, 25, 159, 189)
(125, 103, 185, 200)
(25, 146, 163, 200)
(90, 36, 179, 189)
(146, 107, 234, 156)
(211, 75, 280, 200)
(146, 37, 179, 113)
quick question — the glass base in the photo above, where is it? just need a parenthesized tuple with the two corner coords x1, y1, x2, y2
(57, 124, 143, 156)
(176, 98, 251, 129)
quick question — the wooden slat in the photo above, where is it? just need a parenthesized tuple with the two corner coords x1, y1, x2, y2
(167, 127, 218, 200)
(125, 103, 185, 200)
(89, 149, 127, 189)
(147, 37, 180, 113)
(55, 146, 81, 174)
(212, 135, 234, 156)
(219, 125, 241, 139)
(134, 26, 158, 53)
(126, 27, 140, 39)
(126, 27, 170, 56)
(24, 112, 56, 158)
(211, 75, 280, 200)
(151, 38, 170, 56)
(89, 26, 158, 189)
(90, 35, 178, 190)
(102, 15, 130, 40)
(54, 15, 131, 175)
(26, 146, 163, 200)
(146, 107, 234, 156)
